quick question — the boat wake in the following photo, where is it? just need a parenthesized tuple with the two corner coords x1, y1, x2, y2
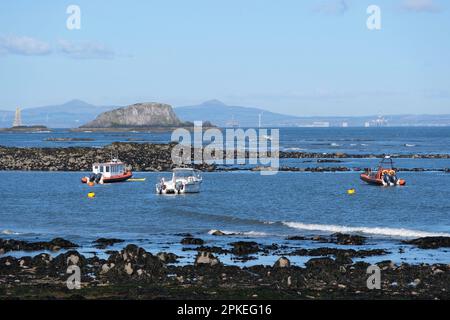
(282, 222, 450, 238)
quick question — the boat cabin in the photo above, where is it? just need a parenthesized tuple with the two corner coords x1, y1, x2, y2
(172, 168, 202, 182)
(92, 159, 126, 178)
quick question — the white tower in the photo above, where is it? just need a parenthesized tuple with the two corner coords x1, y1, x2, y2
(13, 107, 22, 127)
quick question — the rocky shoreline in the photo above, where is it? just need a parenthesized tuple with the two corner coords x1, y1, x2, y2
(0, 143, 449, 172)
(1, 235, 450, 299)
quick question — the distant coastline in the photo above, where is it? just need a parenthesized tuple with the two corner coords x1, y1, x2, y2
(0, 125, 51, 132)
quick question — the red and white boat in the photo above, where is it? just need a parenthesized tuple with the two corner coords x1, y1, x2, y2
(81, 158, 132, 184)
(360, 156, 406, 187)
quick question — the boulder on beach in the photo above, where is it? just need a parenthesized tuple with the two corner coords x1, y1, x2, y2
(102, 244, 165, 281)
(273, 257, 290, 268)
(195, 251, 220, 267)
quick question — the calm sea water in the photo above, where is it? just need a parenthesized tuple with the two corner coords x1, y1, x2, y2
(1, 127, 450, 265)
(2, 127, 450, 155)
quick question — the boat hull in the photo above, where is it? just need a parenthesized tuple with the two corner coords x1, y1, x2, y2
(156, 181, 201, 194)
(102, 172, 133, 183)
(360, 173, 406, 186)
(360, 173, 384, 186)
(82, 172, 133, 184)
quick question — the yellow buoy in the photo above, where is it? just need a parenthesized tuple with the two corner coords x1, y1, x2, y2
(87, 192, 96, 198)
(347, 188, 356, 195)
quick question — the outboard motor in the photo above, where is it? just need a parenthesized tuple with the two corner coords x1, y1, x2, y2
(95, 173, 102, 184)
(89, 173, 96, 183)
(390, 175, 398, 185)
(175, 181, 183, 194)
(383, 173, 390, 185)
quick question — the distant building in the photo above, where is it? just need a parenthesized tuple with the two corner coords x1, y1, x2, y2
(342, 122, 348, 127)
(364, 122, 370, 127)
(372, 116, 388, 127)
(312, 121, 330, 128)
(13, 107, 22, 127)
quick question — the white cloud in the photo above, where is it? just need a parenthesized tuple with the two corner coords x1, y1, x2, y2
(58, 40, 115, 59)
(0, 35, 51, 56)
(400, 0, 442, 13)
(313, 0, 349, 15)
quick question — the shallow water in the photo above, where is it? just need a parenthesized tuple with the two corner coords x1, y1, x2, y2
(1, 170, 450, 265)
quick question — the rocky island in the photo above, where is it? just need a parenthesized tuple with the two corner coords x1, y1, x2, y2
(74, 102, 213, 132)
(0, 125, 51, 132)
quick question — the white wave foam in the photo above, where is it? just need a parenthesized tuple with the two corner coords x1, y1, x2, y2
(282, 222, 450, 238)
(1, 229, 20, 235)
(208, 229, 268, 237)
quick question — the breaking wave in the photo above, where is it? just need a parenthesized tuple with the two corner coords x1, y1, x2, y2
(282, 222, 450, 238)
(1, 229, 20, 235)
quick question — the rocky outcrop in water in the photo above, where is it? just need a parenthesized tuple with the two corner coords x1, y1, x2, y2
(0, 238, 78, 254)
(0, 142, 449, 172)
(403, 237, 450, 249)
(0, 143, 216, 172)
(81, 103, 183, 128)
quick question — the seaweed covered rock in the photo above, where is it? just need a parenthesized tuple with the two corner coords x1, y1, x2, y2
(93, 238, 125, 249)
(230, 241, 260, 255)
(0, 238, 78, 253)
(102, 245, 165, 281)
(330, 233, 366, 245)
(403, 237, 450, 249)
(181, 237, 205, 245)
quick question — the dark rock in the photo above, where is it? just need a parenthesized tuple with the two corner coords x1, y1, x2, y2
(93, 238, 125, 249)
(103, 244, 165, 281)
(157, 252, 179, 263)
(183, 246, 230, 255)
(230, 241, 260, 255)
(330, 233, 366, 245)
(286, 236, 308, 241)
(0, 238, 78, 253)
(210, 230, 227, 236)
(195, 252, 220, 266)
(273, 257, 290, 268)
(403, 237, 450, 249)
(305, 257, 338, 270)
(181, 237, 204, 245)
(289, 247, 387, 259)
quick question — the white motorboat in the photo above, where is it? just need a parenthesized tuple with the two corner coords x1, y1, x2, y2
(156, 168, 202, 194)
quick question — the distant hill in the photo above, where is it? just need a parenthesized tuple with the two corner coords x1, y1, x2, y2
(81, 102, 183, 128)
(175, 100, 303, 127)
(2, 99, 450, 128)
(0, 100, 115, 128)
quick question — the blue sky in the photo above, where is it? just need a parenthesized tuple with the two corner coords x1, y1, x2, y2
(0, 0, 449, 116)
